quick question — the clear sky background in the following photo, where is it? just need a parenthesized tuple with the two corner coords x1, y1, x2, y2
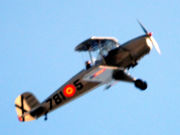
(0, 0, 180, 135)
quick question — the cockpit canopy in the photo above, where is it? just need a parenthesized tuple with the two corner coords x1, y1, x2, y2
(75, 37, 119, 63)
(75, 36, 119, 52)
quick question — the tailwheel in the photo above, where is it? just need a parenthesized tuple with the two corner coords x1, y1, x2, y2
(44, 113, 48, 121)
(134, 79, 147, 91)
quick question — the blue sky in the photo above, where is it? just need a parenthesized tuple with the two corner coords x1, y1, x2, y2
(1, 0, 180, 135)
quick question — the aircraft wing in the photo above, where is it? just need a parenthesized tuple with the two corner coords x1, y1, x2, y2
(82, 65, 119, 83)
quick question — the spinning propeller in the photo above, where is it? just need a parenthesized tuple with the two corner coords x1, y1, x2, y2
(138, 20, 161, 54)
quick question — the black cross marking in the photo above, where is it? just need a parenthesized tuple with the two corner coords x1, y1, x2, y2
(15, 96, 28, 122)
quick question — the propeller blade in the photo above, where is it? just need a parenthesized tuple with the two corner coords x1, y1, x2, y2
(150, 36, 161, 54)
(137, 20, 161, 54)
(137, 20, 148, 34)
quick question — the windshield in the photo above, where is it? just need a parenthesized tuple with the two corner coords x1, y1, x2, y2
(96, 40, 119, 61)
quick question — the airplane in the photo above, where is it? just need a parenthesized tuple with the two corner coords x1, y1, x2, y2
(15, 21, 161, 122)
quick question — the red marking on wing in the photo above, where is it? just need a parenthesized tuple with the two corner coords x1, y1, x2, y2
(93, 68, 106, 78)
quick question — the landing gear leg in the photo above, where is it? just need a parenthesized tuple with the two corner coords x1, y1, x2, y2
(112, 70, 148, 91)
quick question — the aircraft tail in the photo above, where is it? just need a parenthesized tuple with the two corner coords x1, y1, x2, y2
(15, 92, 40, 122)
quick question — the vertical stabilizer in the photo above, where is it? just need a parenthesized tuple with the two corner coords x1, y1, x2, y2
(15, 92, 40, 122)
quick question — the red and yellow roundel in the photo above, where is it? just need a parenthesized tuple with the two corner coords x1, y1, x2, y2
(63, 84, 76, 98)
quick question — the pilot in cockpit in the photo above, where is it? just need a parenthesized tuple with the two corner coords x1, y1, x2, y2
(85, 60, 91, 69)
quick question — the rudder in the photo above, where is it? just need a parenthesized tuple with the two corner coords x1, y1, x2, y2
(15, 92, 40, 122)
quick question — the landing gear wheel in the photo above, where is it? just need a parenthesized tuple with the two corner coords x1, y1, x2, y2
(134, 79, 147, 91)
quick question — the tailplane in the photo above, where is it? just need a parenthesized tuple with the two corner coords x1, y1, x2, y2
(15, 92, 40, 122)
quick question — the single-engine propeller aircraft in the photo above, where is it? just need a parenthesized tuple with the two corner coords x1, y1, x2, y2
(15, 21, 161, 122)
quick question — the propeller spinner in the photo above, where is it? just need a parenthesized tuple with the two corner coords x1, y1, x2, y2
(138, 20, 161, 54)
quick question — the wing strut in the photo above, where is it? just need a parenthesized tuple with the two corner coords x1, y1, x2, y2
(88, 48, 94, 65)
